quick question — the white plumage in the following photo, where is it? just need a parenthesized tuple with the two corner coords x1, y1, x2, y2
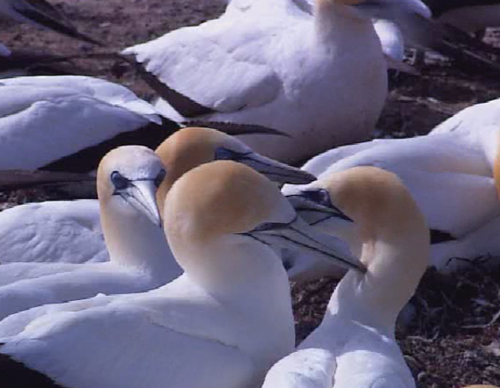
(124, 0, 427, 163)
(0, 127, 314, 268)
(263, 167, 428, 388)
(0, 75, 165, 171)
(431, 97, 500, 135)
(0, 146, 178, 321)
(0, 161, 362, 388)
(0, 200, 106, 266)
(283, 124, 500, 276)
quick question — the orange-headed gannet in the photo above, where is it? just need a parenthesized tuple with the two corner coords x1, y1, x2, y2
(282, 124, 500, 279)
(0, 127, 314, 268)
(0, 161, 363, 388)
(263, 166, 429, 388)
(123, 0, 431, 163)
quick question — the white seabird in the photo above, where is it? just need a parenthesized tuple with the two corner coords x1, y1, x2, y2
(0, 126, 314, 267)
(263, 166, 429, 388)
(0, 161, 363, 388)
(123, 0, 430, 163)
(0, 145, 177, 320)
(0, 75, 178, 172)
(282, 124, 500, 278)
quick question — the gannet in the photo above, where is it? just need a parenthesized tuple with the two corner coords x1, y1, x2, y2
(282, 124, 500, 278)
(225, 0, 415, 71)
(0, 75, 178, 172)
(123, 0, 431, 163)
(0, 0, 98, 44)
(0, 126, 314, 267)
(0, 145, 177, 320)
(263, 166, 429, 388)
(0, 161, 363, 388)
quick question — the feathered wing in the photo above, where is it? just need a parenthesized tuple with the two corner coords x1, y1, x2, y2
(262, 348, 336, 388)
(0, 76, 160, 170)
(123, 20, 282, 119)
(431, 98, 500, 135)
(0, 267, 152, 321)
(1, 302, 256, 388)
(0, 262, 86, 287)
(0, 200, 106, 265)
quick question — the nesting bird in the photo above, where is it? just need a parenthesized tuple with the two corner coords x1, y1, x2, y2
(263, 167, 429, 388)
(282, 123, 500, 278)
(0, 161, 363, 388)
(123, 0, 432, 163)
(0, 75, 177, 172)
(0, 127, 314, 267)
(0, 146, 178, 320)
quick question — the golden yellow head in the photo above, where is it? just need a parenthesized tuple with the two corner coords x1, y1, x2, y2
(155, 126, 315, 216)
(317, 166, 430, 272)
(154, 127, 251, 212)
(165, 160, 289, 245)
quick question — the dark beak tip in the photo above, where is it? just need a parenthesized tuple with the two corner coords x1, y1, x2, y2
(303, 173, 317, 184)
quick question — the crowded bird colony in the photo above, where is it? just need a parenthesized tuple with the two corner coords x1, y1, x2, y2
(0, 0, 499, 387)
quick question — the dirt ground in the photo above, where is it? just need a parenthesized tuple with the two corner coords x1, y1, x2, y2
(1, 1, 500, 387)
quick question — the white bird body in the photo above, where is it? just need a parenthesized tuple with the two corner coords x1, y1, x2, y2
(282, 125, 500, 275)
(124, 0, 392, 163)
(373, 19, 405, 63)
(0, 75, 164, 171)
(431, 97, 500, 136)
(0, 146, 179, 321)
(0, 274, 285, 388)
(0, 161, 363, 388)
(0, 127, 315, 268)
(264, 167, 429, 388)
(0, 200, 106, 266)
(287, 320, 416, 388)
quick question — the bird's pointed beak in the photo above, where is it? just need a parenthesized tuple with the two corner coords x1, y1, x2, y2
(249, 216, 365, 273)
(123, 180, 162, 228)
(286, 189, 353, 226)
(215, 148, 316, 185)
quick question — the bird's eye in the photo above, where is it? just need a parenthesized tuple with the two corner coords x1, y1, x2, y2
(111, 171, 129, 190)
(154, 169, 166, 188)
(302, 189, 332, 208)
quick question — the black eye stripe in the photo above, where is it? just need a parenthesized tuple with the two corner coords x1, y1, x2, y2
(215, 147, 253, 162)
(111, 171, 130, 190)
(154, 169, 167, 188)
